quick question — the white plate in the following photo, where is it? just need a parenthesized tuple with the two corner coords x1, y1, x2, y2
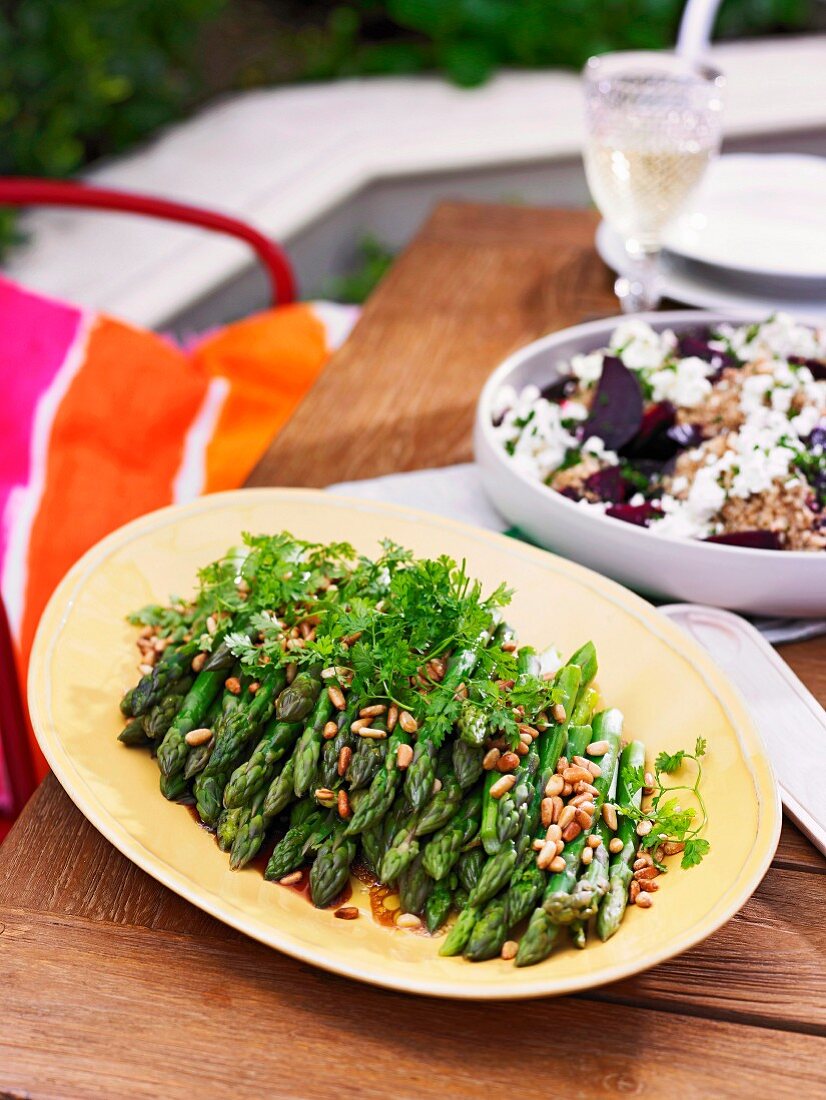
(473, 310, 826, 618)
(663, 155, 826, 281)
(596, 221, 826, 323)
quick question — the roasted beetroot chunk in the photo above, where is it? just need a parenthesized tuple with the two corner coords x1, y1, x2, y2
(583, 466, 629, 504)
(582, 356, 643, 451)
(605, 501, 664, 527)
(704, 531, 783, 550)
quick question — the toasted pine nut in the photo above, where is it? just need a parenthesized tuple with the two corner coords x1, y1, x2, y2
(184, 727, 212, 747)
(662, 840, 685, 856)
(279, 871, 303, 886)
(248, 681, 260, 694)
(634, 854, 654, 870)
(550, 795, 564, 824)
(341, 631, 363, 646)
(396, 743, 414, 769)
(323, 721, 338, 740)
(314, 787, 335, 802)
(427, 659, 446, 682)
(399, 711, 418, 734)
(519, 732, 533, 746)
(575, 808, 593, 829)
(581, 846, 594, 866)
(335, 906, 359, 920)
(549, 855, 566, 873)
(337, 746, 352, 777)
(577, 800, 596, 817)
(327, 684, 346, 710)
(453, 682, 469, 700)
(501, 940, 519, 961)
(602, 803, 618, 831)
(490, 774, 516, 799)
(545, 774, 564, 798)
(573, 756, 591, 769)
(482, 748, 501, 770)
(629, 880, 641, 903)
(545, 823, 562, 842)
(138, 626, 154, 639)
(515, 741, 529, 756)
(432, 778, 443, 794)
(562, 782, 573, 797)
(634, 866, 659, 882)
(561, 821, 582, 843)
(359, 704, 387, 718)
(138, 662, 154, 676)
(396, 912, 421, 929)
(643, 771, 655, 793)
(497, 751, 520, 772)
(359, 728, 387, 740)
(519, 724, 539, 740)
(636, 819, 653, 837)
(285, 662, 298, 684)
(563, 766, 592, 784)
(540, 798, 555, 828)
(551, 702, 567, 723)
(337, 789, 351, 819)
(537, 841, 557, 869)
(609, 837, 624, 854)
(501, 640, 517, 652)
(586, 739, 610, 756)
(555, 839, 565, 855)
(643, 879, 659, 892)
(587, 834, 601, 849)
(556, 756, 569, 774)
(635, 891, 653, 909)
(206, 615, 218, 636)
(569, 793, 590, 808)
(577, 781, 599, 797)
(558, 805, 576, 830)
(191, 652, 207, 674)
(350, 717, 371, 732)
(225, 676, 242, 695)
(532, 838, 544, 851)
(386, 704, 399, 732)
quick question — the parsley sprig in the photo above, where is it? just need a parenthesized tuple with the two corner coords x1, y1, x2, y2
(619, 736, 711, 870)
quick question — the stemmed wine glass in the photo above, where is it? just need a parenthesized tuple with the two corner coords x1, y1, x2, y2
(583, 51, 725, 312)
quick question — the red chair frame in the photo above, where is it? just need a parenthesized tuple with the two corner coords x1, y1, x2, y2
(0, 177, 297, 828)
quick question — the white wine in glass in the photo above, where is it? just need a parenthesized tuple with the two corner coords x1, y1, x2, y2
(583, 52, 724, 311)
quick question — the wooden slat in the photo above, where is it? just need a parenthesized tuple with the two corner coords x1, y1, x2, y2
(2, 904, 825, 1100)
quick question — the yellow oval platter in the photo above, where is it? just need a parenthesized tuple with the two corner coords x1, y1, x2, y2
(28, 488, 780, 999)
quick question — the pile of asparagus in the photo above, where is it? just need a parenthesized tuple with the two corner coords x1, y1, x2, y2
(117, 535, 650, 965)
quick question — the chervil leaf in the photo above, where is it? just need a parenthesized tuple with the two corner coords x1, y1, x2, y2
(694, 736, 707, 758)
(681, 837, 711, 868)
(655, 749, 685, 774)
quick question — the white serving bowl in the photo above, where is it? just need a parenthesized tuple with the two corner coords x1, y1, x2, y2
(474, 311, 826, 617)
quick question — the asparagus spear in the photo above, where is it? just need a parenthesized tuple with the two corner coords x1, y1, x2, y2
(202, 668, 286, 778)
(344, 718, 411, 836)
(425, 878, 454, 934)
(346, 717, 388, 789)
(439, 904, 481, 956)
(421, 790, 483, 881)
(464, 895, 508, 962)
(515, 709, 622, 967)
(143, 677, 193, 740)
(156, 664, 229, 783)
(456, 848, 485, 894)
(127, 640, 200, 717)
(452, 738, 484, 790)
(263, 809, 327, 880)
(398, 854, 433, 916)
(118, 717, 150, 746)
(276, 667, 322, 723)
(309, 822, 357, 908)
(597, 739, 646, 941)
(263, 754, 298, 819)
(293, 690, 336, 797)
(223, 710, 303, 809)
(318, 699, 359, 788)
(404, 626, 492, 810)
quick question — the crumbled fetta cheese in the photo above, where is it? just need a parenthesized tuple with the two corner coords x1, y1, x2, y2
(493, 315, 826, 547)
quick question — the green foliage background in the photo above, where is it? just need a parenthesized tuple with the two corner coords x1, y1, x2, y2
(0, 0, 815, 254)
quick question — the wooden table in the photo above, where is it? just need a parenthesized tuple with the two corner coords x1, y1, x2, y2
(2, 204, 825, 1099)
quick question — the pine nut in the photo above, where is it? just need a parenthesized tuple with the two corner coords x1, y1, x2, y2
(643, 879, 659, 892)
(555, 839, 565, 855)
(636, 819, 653, 837)
(399, 711, 418, 734)
(184, 727, 212, 747)
(602, 803, 618, 831)
(341, 631, 363, 646)
(498, 751, 520, 772)
(662, 840, 685, 856)
(541, 798, 555, 828)
(634, 854, 654, 870)
(634, 866, 659, 882)
(396, 743, 414, 769)
(643, 771, 655, 793)
(573, 756, 591, 769)
(549, 855, 566, 873)
(577, 801, 596, 817)
(545, 774, 564, 798)
(321, 666, 340, 680)
(519, 724, 539, 740)
(501, 940, 519, 961)
(138, 663, 154, 676)
(581, 846, 593, 865)
(225, 676, 242, 695)
(490, 774, 517, 799)
(359, 704, 387, 718)
(206, 615, 218, 636)
(285, 663, 298, 684)
(563, 766, 592, 784)
(558, 805, 577, 830)
(335, 906, 359, 920)
(359, 728, 387, 740)
(351, 717, 371, 732)
(396, 912, 421, 929)
(609, 837, 624, 854)
(550, 796, 564, 824)
(545, 823, 562, 842)
(561, 822, 582, 843)
(569, 793, 590, 807)
(532, 838, 544, 851)
(577, 781, 599, 797)
(556, 756, 569, 774)
(586, 739, 610, 756)
(587, 834, 601, 849)
(575, 808, 593, 829)
(323, 721, 338, 740)
(314, 787, 335, 803)
(551, 702, 567, 723)
(337, 789, 351, 819)
(386, 704, 399, 732)
(629, 880, 641, 903)
(279, 871, 302, 885)
(327, 684, 346, 710)
(562, 782, 573, 797)
(191, 652, 207, 673)
(248, 681, 260, 694)
(635, 891, 653, 909)
(337, 746, 352, 777)
(432, 778, 443, 794)
(138, 625, 154, 639)
(519, 732, 533, 746)
(501, 640, 517, 652)
(587, 761, 602, 777)
(482, 748, 501, 770)
(453, 682, 469, 700)
(537, 840, 557, 869)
